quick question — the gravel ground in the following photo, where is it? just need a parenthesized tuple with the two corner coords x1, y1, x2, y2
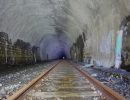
(0, 62, 55, 100)
(82, 67, 130, 100)
(1, 61, 129, 99)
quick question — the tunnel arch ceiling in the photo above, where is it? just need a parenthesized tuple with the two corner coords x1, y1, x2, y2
(0, 0, 130, 67)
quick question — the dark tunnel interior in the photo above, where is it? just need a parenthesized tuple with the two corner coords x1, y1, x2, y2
(58, 51, 67, 59)
(39, 33, 72, 61)
(1, 1, 130, 99)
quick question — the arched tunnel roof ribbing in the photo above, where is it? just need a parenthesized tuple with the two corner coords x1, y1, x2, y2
(0, 0, 130, 66)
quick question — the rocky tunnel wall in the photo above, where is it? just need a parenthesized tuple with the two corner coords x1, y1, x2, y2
(0, 0, 130, 67)
(68, 0, 130, 67)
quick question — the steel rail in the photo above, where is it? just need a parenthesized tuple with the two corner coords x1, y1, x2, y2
(8, 60, 126, 100)
(70, 62, 126, 100)
(7, 61, 62, 100)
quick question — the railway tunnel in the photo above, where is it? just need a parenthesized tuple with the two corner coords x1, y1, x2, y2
(0, 0, 130, 67)
(0, 0, 130, 99)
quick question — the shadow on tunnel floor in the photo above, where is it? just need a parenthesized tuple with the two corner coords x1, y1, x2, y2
(121, 65, 130, 72)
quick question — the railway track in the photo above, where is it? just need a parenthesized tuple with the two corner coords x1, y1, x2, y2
(8, 60, 126, 100)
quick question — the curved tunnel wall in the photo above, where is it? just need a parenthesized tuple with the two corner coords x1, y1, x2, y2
(67, 0, 130, 67)
(0, 0, 130, 67)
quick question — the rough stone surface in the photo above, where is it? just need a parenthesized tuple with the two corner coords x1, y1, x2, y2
(0, 62, 54, 99)
(82, 66, 130, 99)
